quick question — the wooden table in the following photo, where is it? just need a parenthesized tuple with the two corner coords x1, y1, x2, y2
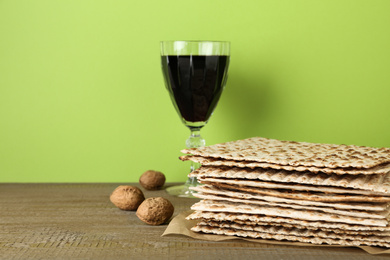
(0, 183, 388, 259)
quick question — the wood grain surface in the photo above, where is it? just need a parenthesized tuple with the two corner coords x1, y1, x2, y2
(0, 183, 388, 260)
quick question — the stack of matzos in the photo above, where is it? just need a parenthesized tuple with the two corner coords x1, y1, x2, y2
(180, 137, 390, 248)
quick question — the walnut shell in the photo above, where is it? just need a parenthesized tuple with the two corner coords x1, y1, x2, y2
(139, 170, 166, 190)
(110, 185, 145, 211)
(136, 197, 174, 225)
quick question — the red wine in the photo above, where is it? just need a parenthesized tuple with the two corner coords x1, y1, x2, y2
(161, 55, 229, 124)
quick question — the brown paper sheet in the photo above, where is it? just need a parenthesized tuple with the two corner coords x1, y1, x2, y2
(162, 211, 390, 255)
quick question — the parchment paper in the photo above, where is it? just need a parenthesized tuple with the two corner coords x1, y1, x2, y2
(162, 211, 390, 255)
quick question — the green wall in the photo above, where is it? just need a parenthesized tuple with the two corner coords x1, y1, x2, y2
(1, 0, 389, 183)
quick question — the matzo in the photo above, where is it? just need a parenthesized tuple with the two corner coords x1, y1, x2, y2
(189, 166, 390, 194)
(191, 200, 389, 226)
(205, 182, 390, 202)
(191, 224, 390, 247)
(181, 137, 390, 169)
(198, 220, 390, 239)
(198, 177, 390, 196)
(193, 215, 390, 235)
(196, 176, 390, 196)
(187, 211, 390, 231)
(191, 185, 388, 211)
(193, 193, 387, 219)
(181, 155, 390, 175)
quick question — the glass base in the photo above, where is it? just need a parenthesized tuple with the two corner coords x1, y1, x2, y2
(166, 185, 195, 198)
(165, 176, 198, 198)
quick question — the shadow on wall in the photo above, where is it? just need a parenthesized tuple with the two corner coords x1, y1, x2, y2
(221, 70, 277, 139)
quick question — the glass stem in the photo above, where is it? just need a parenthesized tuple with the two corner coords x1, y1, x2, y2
(184, 127, 205, 191)
(186, 128, 205, 149)
(186, 128, 205, 147)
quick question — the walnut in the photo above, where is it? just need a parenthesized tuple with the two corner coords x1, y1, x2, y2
(110, 185, 145, 211)
(139, 170, 166, 190)
(136, 197, 174, 225)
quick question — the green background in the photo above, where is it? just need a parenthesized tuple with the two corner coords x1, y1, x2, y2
(1, 0, 389, 183)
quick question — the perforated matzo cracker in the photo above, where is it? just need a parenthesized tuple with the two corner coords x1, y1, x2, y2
(191, 200, 389, 226)
(189, 166, 390, 194)
(181, 137, 390, 169)
(181, 155, 390, 175)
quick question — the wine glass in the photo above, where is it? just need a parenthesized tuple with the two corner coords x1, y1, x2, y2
(160, 40, 230, 197)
